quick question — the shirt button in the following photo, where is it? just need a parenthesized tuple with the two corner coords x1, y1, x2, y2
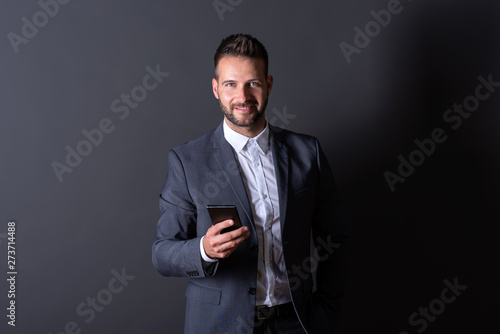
(248, 288, 256, 295)
(262, 194, 267, 199)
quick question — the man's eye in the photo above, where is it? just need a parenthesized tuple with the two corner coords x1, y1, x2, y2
(225, 83, 235, 87)
(250, 82, 261, 87)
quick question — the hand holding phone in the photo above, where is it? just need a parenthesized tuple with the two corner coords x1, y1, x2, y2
(206, 205, 242, 234)
(203, 205, 249, 259)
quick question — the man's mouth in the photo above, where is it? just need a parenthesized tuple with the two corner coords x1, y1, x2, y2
(233, 105, 254, 113)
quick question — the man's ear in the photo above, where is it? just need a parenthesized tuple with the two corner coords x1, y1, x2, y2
(266, 75, 274, 96)
(212, 78, 219, 99)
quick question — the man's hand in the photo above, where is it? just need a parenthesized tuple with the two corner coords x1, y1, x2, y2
(203, 220, 250, 259)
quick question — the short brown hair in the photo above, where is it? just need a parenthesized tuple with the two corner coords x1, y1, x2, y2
(214, 34, 269, 77)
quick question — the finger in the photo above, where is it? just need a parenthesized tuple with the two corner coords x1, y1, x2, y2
(217, 228, 249, 253)
(223, 225, 248, 240)
(208, 238, 236, 258)
(211, 219, 235, 235)
(215, 228, 248, 251)
(207, 225, 249, 258)
(231, 229, 250, 245)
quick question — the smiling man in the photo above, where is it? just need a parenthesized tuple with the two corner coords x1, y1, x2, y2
(213, 54, 271, 136)
(153, 34, 349, 334)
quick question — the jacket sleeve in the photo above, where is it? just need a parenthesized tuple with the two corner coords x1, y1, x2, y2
(311, 139, 350, 329)
(152, 149, 218, 278)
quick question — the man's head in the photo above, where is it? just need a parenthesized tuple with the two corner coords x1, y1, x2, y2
(212, 34, 273, 137)
(214, 34, 269, 79)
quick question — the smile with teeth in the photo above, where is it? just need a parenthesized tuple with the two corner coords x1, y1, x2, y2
(234, 105, 254, 112)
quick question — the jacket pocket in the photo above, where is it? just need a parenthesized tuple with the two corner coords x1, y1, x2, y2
(185, 282, 222, 305)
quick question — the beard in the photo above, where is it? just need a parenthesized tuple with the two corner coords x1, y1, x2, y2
(220, 97, 268, 128)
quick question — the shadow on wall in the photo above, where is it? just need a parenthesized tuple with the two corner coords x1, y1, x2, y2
(333, 1, 499, 333)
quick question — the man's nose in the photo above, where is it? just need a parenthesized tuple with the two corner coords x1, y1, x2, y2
(234, 86, 251, 103)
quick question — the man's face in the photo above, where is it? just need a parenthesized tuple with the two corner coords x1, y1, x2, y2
(212, 56, 273, 133)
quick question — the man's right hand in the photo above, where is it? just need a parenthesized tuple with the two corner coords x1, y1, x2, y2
(203, 220, 250, 259)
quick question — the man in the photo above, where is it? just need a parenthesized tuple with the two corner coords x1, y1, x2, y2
(152, 34, 349, 334)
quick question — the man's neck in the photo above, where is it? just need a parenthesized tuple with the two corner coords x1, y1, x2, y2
(224, 117, 266, 138)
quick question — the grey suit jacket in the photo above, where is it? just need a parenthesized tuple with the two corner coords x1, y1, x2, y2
(152, 122, 349, 334)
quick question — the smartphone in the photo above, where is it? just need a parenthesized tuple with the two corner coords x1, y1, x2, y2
(206, 205, 242, 234)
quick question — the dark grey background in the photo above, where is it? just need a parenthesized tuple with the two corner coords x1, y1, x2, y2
(1, 0, 499, 333)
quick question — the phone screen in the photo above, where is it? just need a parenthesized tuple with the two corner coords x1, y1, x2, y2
(206, 205, 242, 234)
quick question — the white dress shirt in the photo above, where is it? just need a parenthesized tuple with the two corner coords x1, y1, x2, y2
(200, 119, 292, 307)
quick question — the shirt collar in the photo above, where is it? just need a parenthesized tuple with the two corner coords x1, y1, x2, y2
(223, 119, 270, 154)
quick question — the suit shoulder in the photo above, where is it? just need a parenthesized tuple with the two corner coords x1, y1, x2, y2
(170, 128, 217, 160)
(271, 125, 319, 150)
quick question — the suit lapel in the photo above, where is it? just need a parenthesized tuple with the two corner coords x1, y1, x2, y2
(212, 123, 254, 230)
(212, 123, 290, 237)
(269, 125, 289, 231)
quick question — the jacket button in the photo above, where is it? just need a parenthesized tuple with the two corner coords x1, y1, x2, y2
(250, 244, 258, 252)
(248, 288, 256, 295)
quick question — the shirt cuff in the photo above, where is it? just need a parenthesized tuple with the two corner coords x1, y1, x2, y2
(200, 236, 218, 263)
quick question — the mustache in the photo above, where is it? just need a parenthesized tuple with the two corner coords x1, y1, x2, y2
(231, 101, 258, 108)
